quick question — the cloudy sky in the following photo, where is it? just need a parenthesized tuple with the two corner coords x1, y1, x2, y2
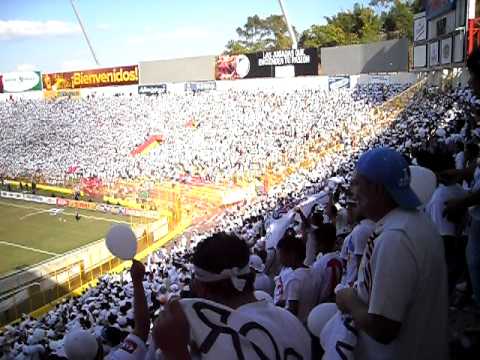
(0, 0, 367, 73)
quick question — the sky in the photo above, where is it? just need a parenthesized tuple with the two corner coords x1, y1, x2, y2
(0, 0, 368, 73)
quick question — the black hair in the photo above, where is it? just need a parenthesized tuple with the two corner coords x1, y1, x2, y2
(192, 232, 254, 294)
(467, 47, 480, 78)
(312, 223, 337, 250)
(277, 233, 306, 261)
(466, 142, 479, 158)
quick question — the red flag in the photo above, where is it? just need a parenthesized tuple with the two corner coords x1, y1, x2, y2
(67, 166, 78, 174)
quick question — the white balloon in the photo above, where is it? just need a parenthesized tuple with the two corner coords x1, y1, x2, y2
(409, 165, 437, 206)
(64, 330, 98, 360)
(254, 290, 273, 303)
(307, 303, 338, 338)
(106, 224, 137, 260)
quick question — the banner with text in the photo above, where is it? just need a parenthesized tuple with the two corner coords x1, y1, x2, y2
(328, 76, 351, 91)
(43, 65, 139, 90)
(184, 81, 217, 92)
(215, 48, 318, 80)
(0, 71, 42, 93)
(138, 84, 167, 95)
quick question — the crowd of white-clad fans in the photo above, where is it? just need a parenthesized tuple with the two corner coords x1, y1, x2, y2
(0, 84, 405, 185)
(2, 51, 480, 359)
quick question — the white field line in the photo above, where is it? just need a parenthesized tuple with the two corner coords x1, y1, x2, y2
(0, 200, 129, 224)
(19, 209, 50, 220)
(0, 241, 59, 256)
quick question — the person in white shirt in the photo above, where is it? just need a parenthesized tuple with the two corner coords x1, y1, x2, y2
(340, 203, 375, 287)
(333, 147, 448, 360)
(152, 232, 311, 359)
(249, 254, 275, 296)
(277, 232, 319, 322)
(311, 223, 343, 303)
(454, 141, 465, 170)
(427, 154, 469, 298)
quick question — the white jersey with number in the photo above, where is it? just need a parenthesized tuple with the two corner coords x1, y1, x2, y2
(179, 298, 312, 359)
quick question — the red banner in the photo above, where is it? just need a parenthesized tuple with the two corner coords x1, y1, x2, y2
(56, 198, 69, 207)
(42, 65, 139, 90)
(0, 75, 3, 93)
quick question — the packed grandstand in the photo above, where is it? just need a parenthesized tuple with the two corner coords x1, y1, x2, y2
(2, 13, 480, 360)
(0, 67, 479, 358)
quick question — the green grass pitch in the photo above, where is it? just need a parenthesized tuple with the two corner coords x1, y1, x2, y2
(0, 198, 133, 276)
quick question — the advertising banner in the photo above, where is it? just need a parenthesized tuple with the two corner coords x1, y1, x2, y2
(1, 71, 42, 93)
(425, 0, 456, 20)
(215, 48, 318, 80)
(23, 193, 57, 205)
(138, 84, 167, 95)
(328, 76, 351, 91)
(0, 191, 24, 200)
(43, 65, 139, 90)
(184, 81, 217, 92)
(67, 200, 96, 210)
(96, 203, 127, 216)
(56, 198, 69, 207)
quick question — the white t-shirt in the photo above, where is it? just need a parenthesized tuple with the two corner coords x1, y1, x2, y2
(312, 251, 343, 303)
(304, 228, 319, 266)
(426, 184, 468, 236)
(340, 219, 375, 286)
(354, 208, 448, 360)
(108, 334, 147, 360)
(273, 267, 292, 305)
(284, 267, 319, 322)
(336, 208, 352, 236)
(179, 298, 312, 359)
(455, 151, 465, 170)
(254, 272, 275, 296)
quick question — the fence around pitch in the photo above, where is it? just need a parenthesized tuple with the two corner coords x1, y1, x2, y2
(0, 212, 186, 327)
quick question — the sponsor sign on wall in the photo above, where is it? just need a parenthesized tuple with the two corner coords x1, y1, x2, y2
(67, 200, 97, 210)
(138, 84, 167, 95)
(42, 65, 139, 90)
(215, 48, 318, 80)
(425, 0, 456, 19)
(0, 71, 42, 93)
(56, 198, 69, 207)
(328, 76, 350, 91)
(184, 81, 217, 92)
(441, 37, 453, 64)
(0, 191, 24, 200)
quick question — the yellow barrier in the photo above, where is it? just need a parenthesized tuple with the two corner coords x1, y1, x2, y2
(26, 218, 191, 322)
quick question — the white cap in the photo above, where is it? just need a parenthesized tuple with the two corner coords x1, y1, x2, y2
(254, 290, 273, 303)
(249, 255, 265, 273)
(63, 330, 98, 360)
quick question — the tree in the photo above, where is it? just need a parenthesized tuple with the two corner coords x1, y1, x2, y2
(299, 4, 381, 48)
(382, 0, 415, 40)
(224, 15, 299, 54)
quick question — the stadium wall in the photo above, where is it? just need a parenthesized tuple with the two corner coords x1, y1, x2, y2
(139, 56, 216, 83)
(321, 38, 410, 75)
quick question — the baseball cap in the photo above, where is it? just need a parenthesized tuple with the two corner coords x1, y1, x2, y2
(63, 330, 98, 360)
(356, 148, 421, 210)
(249, 255, 265, 273)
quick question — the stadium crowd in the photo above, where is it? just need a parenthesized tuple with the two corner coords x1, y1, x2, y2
(0, 84, 406, 185)
(2, 52, 480, 358)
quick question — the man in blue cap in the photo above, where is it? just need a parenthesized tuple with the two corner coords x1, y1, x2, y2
(333, 147, 448, 359)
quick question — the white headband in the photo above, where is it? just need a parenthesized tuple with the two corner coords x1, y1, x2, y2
(194, 265, 251, 292)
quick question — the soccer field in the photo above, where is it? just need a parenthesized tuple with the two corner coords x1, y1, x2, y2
(0, 198, 134, 276)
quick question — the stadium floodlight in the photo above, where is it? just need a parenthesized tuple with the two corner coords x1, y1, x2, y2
(277, 0, 298, 49)
(69, 0, 100, 66)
